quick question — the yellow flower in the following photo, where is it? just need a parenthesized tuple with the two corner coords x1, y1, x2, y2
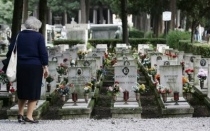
(139, 84, 145, 91)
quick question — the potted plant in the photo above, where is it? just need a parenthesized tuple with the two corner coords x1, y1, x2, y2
(46, 75, 54, 92)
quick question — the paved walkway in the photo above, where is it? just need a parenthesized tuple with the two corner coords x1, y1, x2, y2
(0, 117, 210, 131)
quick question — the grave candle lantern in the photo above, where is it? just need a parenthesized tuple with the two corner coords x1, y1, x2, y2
(72, 92, 78, 106)
(174, 91, 179, 105)
(123, 90, 129, 104)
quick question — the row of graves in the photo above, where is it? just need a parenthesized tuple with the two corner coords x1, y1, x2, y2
(109, 44, 142, 118)
(139, 44, 210, 117)
(46, 43, 143, 118)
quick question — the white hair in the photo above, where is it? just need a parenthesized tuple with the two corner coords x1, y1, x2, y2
(24, 16, 42, 30)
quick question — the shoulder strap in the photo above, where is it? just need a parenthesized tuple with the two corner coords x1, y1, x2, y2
(12, 34, 19, 53)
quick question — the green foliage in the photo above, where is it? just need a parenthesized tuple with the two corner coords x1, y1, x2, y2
(129, 29, 144, 38)
(144, 31, 154, 38)
(48, 0, 79, 17)
(0, 0, 14, 25)
(53, 39, 83, 47)
(87, 42, 94, 50)
(166, 30, 191, 49)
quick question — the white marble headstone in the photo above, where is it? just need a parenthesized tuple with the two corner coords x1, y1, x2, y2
(114, 65, 137, 98)
(159, 65, 183, 97)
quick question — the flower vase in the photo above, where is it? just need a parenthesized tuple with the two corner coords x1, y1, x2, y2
(200, 81, 204, 89)
(6, 84, 10, 92)
(84, 93, 89, 103)
(161, 93, 167, 103)
(78, 55, 83, 60)
(47, 83, 51, 92)
(57, 75, 62, 83)
(185, 92, 192, 100)
(135, 93, 140, 101)
(11, 94, 15, 103)
(61, 95, 66, 102)
(72, 92, 78, 105)
(112, 94, 117, 102)
(188, 74, 192, 82)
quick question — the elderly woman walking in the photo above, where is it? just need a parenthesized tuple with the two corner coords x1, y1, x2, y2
(6, 16, 49, 123)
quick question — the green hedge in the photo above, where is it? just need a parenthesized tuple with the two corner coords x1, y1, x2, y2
(129, 30, 144, 38)
(178, 40, 210, 58)
(53, 39, 83, 47)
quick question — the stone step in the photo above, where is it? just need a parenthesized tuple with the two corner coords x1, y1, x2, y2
(192, 105, 210, 117)
(141, 106, 162, 118)
(91, 107, 112, 119)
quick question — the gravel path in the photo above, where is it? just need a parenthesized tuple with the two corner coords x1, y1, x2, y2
(0, 117, 209, 131)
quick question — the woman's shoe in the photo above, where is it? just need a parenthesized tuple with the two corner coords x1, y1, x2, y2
(24, 117, 39, 124)
(17, 114, 25, 123)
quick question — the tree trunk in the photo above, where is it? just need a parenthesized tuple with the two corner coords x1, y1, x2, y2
(85, 0, 90, 23)
(191, 21, 196, 43)
(169, 0, 176, 30)
(39, 0, 47, 37)
(22, 0, 28, 23)
(80, 0, 86, 23)
(11, 0, 23, 40)
(121, 0, 128, 44)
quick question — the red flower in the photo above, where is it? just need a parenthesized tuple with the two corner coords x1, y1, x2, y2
(180, 62, 184, 65)
(9, 87, 15, 93)
(172, 54, 177, 58)
(185, 69, 194, 74)
(115, 81, 119, 84)
(63, 58, 68, 62)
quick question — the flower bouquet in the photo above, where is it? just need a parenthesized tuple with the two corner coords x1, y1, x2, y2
(56, 63, 68, 76)
(77, 50, 87, 59)
(197, 69, 207, 82)
(0, 70, 9, 84)
(185, 69, 194, 75)
(183, 82, 194, 100)
(46, 75, 54, 84)
(147, 67, 157, 76)
(157, 85, 172, 102)
(185, 68, 194, 82)
(132, 83, 146, 94)
(107, 81, 123, 96)
(55, 81, 70, 96)
(197, 69, 207, 89)
(183, 83, 194, 93)
(84, 82, 93, 94)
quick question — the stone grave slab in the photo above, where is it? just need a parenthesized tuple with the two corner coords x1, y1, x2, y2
(7, 100, 49, 120)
